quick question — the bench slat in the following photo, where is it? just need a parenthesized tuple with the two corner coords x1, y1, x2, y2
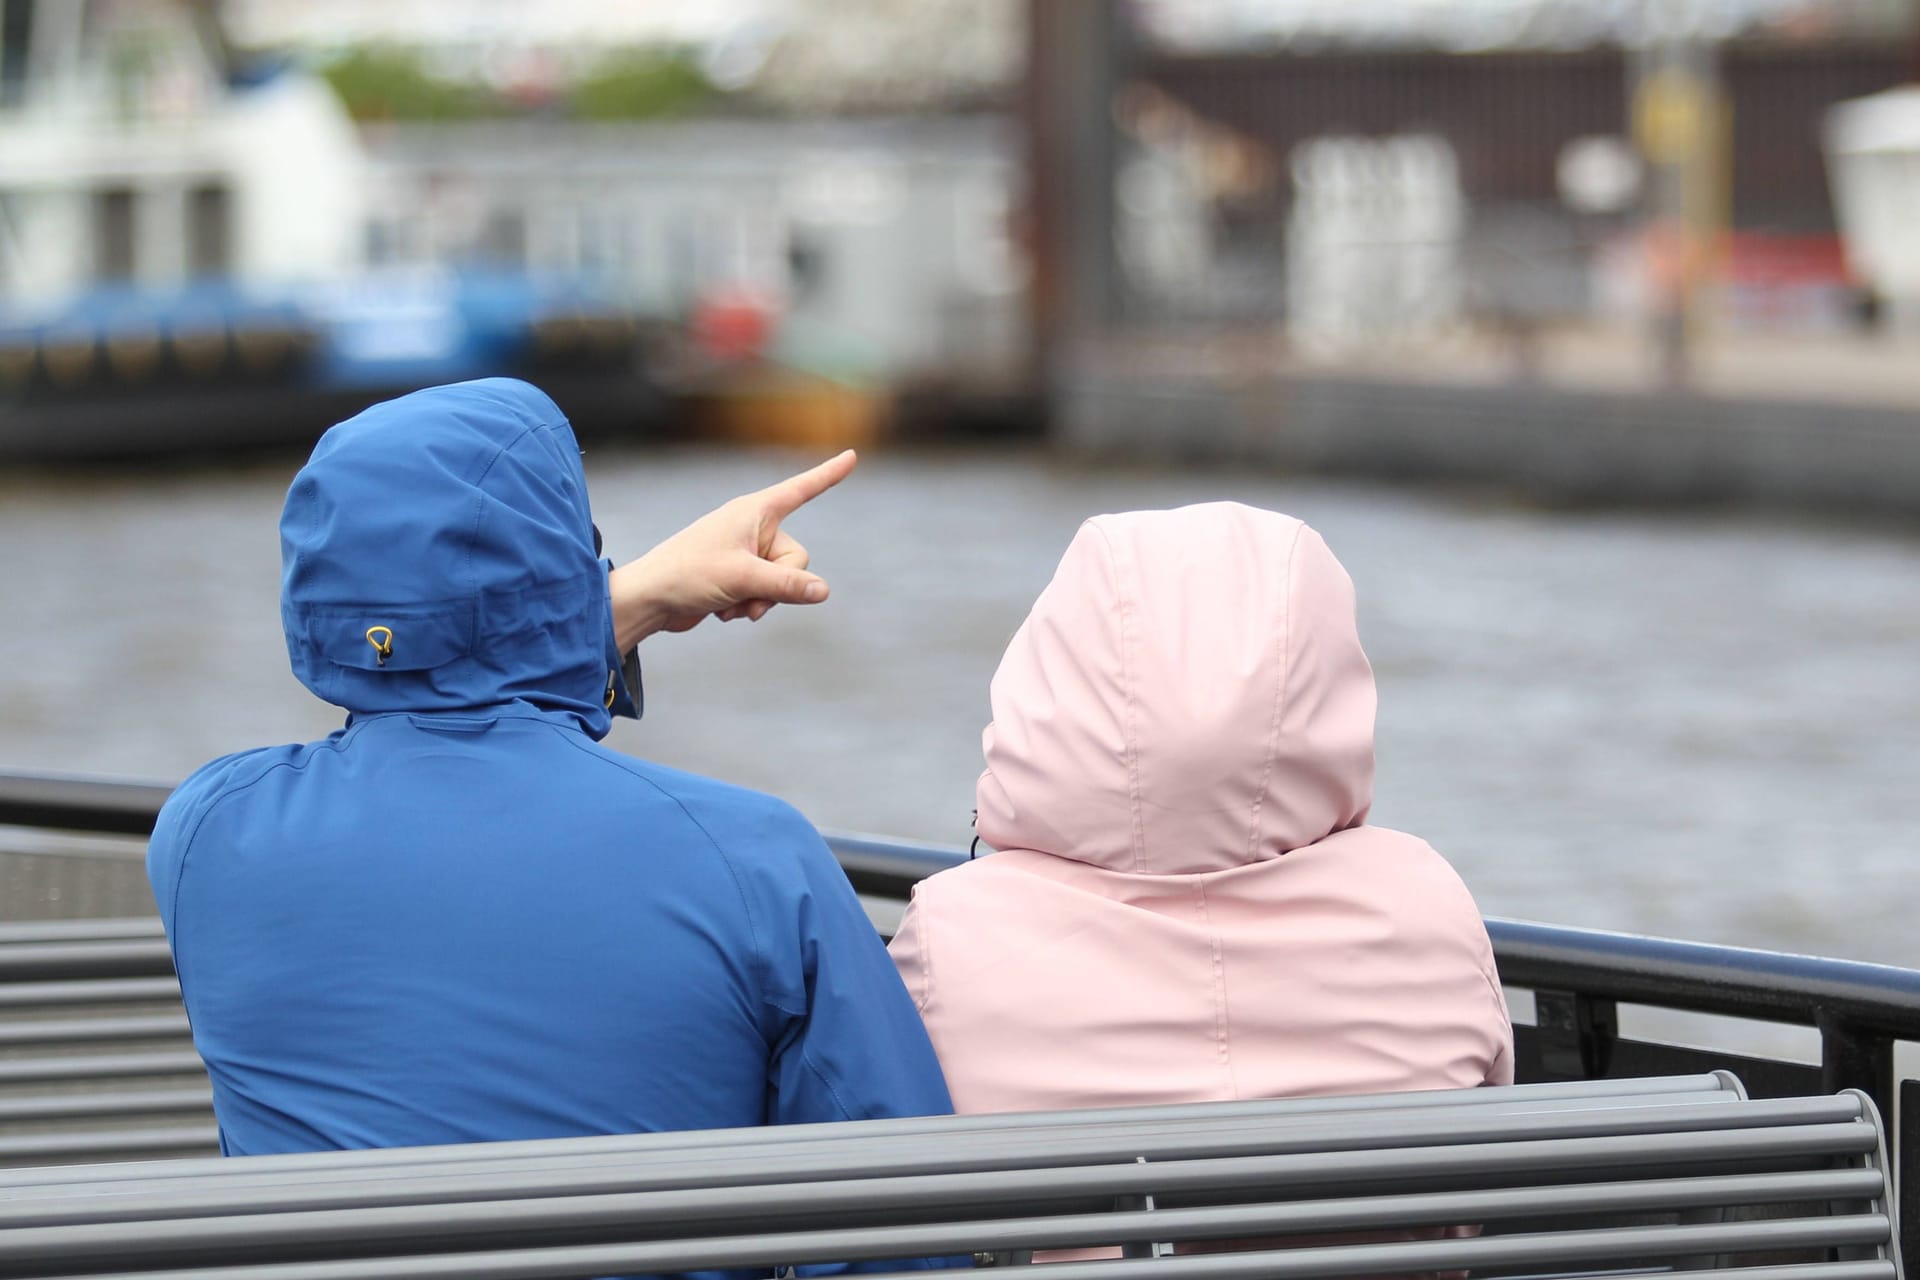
(0, 921, 165, 946)
(0, 1052, 205, 1086)
(0, 1166, 1889, 1275)
(0, 1073, 1744, 1185)
(0, 1121, 1879, 1229)
(0, 1015, 191, 1047)
(36, 1211, 1898, 1280)
(0, 978, 183, 1009)
(8, 1090, 1857, 1195)
(0, 1126, 219, 1165)
(0, 1088, 213, 1123)
(0, 942, 175, 984)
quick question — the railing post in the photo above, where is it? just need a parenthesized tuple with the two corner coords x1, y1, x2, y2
(1899, 1078, 1918, 1272)
(1534, 989, 1618, 1079)
(1818, 1012, 1894, 1118)
(1819, 1011, 1902, 1265)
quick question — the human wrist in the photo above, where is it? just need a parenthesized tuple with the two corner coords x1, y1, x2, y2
(607, 558, 677, 651)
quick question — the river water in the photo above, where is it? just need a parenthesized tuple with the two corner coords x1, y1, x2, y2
(1, 444, 1915, 969)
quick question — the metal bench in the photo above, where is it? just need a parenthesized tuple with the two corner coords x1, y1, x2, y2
(0, 1076, 1898, 1280)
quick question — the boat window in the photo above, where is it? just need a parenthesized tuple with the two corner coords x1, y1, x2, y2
(92, 186, 136, 282)
(0, 0, 31, 110)
(188, 183, 231, 278)
(478, 210, 527, 267)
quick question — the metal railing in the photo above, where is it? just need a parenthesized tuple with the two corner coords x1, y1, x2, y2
(4, 768, 1918, 1258)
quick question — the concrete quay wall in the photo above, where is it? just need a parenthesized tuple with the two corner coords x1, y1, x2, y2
(1057, 370, 1920, 520)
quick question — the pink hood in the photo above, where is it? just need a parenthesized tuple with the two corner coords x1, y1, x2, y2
(893, 503, 1511, 1116)
(977, 504, 1374, 873)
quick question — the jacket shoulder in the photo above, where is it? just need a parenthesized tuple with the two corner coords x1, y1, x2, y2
(554, 740, 824, 869)
(899, 851, 1043, 925)
(1337, 824, 1497, 949)
(148, 742, 323, 926)
(1356, 825, 1485, 896)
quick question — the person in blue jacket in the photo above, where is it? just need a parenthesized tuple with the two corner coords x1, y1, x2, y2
(147, 378, 956, 1180)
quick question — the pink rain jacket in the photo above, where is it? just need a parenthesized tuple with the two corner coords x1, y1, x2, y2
(891, 503, 1513, 1115)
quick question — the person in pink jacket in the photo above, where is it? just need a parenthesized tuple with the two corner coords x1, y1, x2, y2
(889, 501, 1512, 1115)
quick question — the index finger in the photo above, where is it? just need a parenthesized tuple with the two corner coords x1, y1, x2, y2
(757, 450, 858, 521)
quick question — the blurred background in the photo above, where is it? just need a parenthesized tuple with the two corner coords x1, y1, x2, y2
(2, 0, 1917, 972)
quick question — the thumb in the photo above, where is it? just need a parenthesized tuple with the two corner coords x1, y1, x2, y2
(739, 560, 830, 606)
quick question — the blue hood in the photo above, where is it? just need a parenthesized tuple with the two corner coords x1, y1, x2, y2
(280, 378, 629, 737)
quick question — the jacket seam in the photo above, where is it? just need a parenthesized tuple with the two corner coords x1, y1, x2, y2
(1192, 879, 1238, 1098)
(1482, 960, 1515, 1054)
(1484, 964, 1512, 1030)
(1087, 520, 1146, 874)
(907, 886, 935, 1013)
(163, 726, 369, 992)
(802, 1047, 858, 1121)
(462, 422, 548, 627)
(1245, 521, 1307, 862)
(1487, 966, 1515, 1083)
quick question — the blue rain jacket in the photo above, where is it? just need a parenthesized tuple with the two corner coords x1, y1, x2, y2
(149, 381, 958, 1261)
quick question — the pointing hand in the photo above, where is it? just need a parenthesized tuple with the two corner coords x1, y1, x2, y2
(607, 450, 857, 648)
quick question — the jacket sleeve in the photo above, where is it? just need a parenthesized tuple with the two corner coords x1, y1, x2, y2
(759, 826, 956, 1128)
(599, 557, 644, 721)
(740, 814, 966, 1275)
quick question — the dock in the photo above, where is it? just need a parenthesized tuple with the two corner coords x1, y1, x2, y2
(1057, 329, 1920, 518)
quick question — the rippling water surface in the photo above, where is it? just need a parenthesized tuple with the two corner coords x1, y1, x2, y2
(2, 445, 1914, 965)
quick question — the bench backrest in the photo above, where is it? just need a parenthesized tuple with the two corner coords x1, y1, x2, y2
(0, 920, 1744, 1178)
(0, 921, 209, 1168)
(0, 1078, 1898, 1280)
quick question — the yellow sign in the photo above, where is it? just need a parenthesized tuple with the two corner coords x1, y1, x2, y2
(1636, 68, 1708, 165)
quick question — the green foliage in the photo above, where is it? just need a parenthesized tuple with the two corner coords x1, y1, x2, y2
(570, 49, 714, 121)
(315, 44, 717, 123)
(319, 46, 497, 123)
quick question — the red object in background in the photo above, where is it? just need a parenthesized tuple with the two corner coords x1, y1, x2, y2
(692, 289, 777, 361)
(1642, 228, 1851, 289)
(1722, 231, 1852, 287)
(1718, 231, 1858, 331)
